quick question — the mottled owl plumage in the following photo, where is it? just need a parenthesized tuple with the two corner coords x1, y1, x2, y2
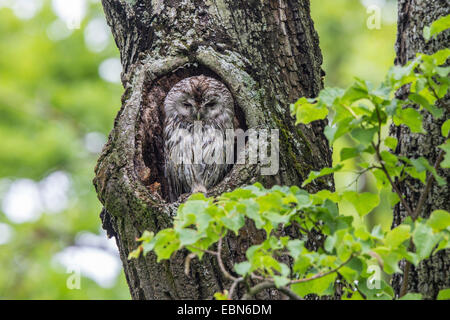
(163, 75, 235, 200)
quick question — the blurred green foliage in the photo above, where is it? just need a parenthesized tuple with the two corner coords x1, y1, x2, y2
(0, 0, 398, 299)
(0, 0, 128, 299)
(311, 0, 398, 232)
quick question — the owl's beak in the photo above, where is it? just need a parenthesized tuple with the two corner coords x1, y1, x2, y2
(196, 112, 201, 120)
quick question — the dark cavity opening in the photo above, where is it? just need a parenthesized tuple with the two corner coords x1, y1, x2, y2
(135, 64, 247, 202)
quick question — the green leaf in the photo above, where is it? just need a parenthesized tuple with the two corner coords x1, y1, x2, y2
(274, 276, 290, 288)
(324, 117, 353, 144)
(393, 108, 424, 133)
(178, 228, 200, 246)
(357, 278, 395, 300)
(287, 239, 304, 259)
(438, 140, 450, 168)
(437, 288, 450, 300)
(385, 225, 411, 248)
(410, 157, 445, 186)
(137, 230, 154, 242)
(318, 87, 345, 106)
(291, 273, 337, 297)
(384, 137, 398, 150)
(408, 93, 442, 119)
(442, 119, 450, 137)
(431, 48, 450, 66)
(214, 291, 229, 300)
(128, 246, 143, 260)
(404, 166, 427, 184)
(222, 211, 245, 234)
(302, 164, 344, 187)
(424, 14, 450, 41)
(343, 191, 380, 217)
(292, 97, 329, 124)
(427, 210, 450, 232)
(350, 127, 378, 145)
(413, 223, 442, 261)
(339, 257, 363, 282)
(380, 150, 398, 167)
(340, 147, 360, 161)
(234, 261, 251, 275)
(372, 247, 402, 274)
(152, 229, 181, 262)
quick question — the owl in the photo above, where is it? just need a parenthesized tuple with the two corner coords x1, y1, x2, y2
(163, 75, 235, 200)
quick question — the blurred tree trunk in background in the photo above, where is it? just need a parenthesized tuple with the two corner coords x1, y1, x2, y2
(95, 0, 332, 299)
(392, 0, 449, 299)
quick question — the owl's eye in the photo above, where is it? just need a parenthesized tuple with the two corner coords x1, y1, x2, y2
(183, 102, 192, 108)
(204, 102, 216, 108)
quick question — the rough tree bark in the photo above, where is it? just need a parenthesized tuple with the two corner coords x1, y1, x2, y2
(392, 0, 449, 299)
(94, 0, 332, 299)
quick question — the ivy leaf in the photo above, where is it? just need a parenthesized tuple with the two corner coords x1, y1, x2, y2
(413, 223, 442, 261)
(372, 247, 402, 274)
(437, 288, 450, 300)
(214, 291, 230, 300)
(427, 210, 450, 232)
(287, 239, 304, 259)
(234, 261, 251, 276)
(343, 191, 380, 217)
(291, 273, 337, 297)
(410, 157, 446, 186)
(318, 87, 345, 106)
(430, 48, 450, 66)
(423, 14, 450, 41)
(384, 137, 398, 150)
(222, 211, 245, 235)
(292, 97, 328, 124)
(274, 276, 290, 288)
(152, 229, 181, 262)
(302, 164, 344, 187)
(324, 117, 353, 144)
(442, 119, 450, 137)
(137, 230, 154, 243)
(357, 278, 394, 300)
(350, 127, 378, 145)
(128, 245, 143, 260)
(393, 108, 424, 133)
(408, 93, 442, 119)
(384, 225, 411, 248)
(178, 228, 201, 246)
(340, 147, 360, 161)
(438, 140, 450, 168)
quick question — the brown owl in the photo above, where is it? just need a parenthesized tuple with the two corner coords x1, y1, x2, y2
(163, 75, 235, 200)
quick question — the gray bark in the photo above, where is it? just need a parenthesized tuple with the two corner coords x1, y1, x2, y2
(95, 0, 331, 299)
(392, 0, 449, 299)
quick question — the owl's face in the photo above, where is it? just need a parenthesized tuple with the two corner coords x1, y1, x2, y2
(164, 75, 234, 125)
(175, 91, 222, 121)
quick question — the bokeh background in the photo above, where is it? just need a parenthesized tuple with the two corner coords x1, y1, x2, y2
(0, 0, 397, 299)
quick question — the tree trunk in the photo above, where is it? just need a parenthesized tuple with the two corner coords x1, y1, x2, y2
(392, 0, 449, 299)
(95, 0, 331, 300)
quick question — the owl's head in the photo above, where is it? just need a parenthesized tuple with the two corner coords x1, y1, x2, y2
(164, 75, 234, 125)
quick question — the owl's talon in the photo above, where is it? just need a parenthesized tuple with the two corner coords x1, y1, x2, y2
(191, 185, 207, 194)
